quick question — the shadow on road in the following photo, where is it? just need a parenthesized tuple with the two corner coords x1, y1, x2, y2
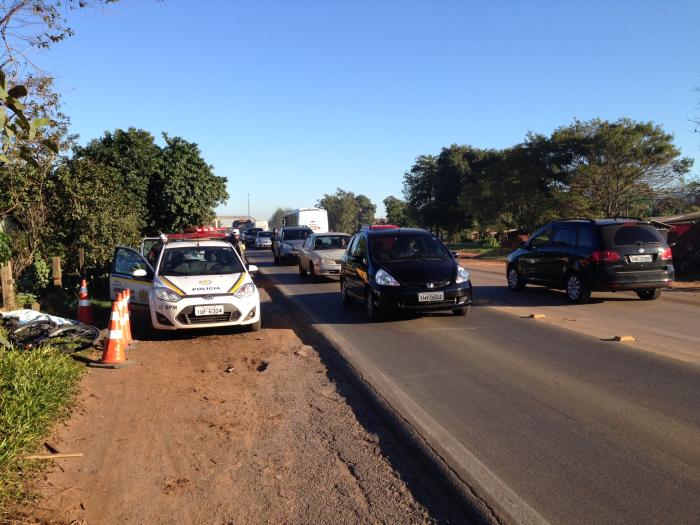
(473, 285, 642, 307)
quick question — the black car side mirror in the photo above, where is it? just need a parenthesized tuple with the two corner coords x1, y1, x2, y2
(451, 251, 459, 258)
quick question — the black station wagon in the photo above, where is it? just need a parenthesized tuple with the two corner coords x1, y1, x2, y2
(506, 219, 674, 303)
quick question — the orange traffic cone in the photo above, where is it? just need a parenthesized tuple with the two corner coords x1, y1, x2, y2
(88, 299, 133, 369)
(77, 279, 94, 324)
(121, 290, 133, 346)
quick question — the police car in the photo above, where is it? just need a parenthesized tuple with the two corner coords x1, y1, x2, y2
(109, 231, 261, 331)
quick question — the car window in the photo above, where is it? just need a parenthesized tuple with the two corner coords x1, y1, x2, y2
(282, 228, 312, 240)
(158, 246, 245, 276)
(352, 236, 367, 258)
(530, 228, 553, 248)
(552, 227, 576, 247)
(346, 235, 358, 255)
(314, 235, 351, 250)
(576, 226, 597, 249)
(604, 224, 663, 246)
(370, 233, 451, 261)
(114, 248, 149, 275)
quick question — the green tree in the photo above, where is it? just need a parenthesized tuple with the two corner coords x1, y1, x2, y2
(382, 196, 409, 226)
(50, 158, 141, 271)
(74, 128, 162, 232)
(149, 134, 228, 233)
(269, 207, 293, 230)
(354, 194, 376, 229)
(402, 155, 439, 230)
(317, 188, 375, 233)
(551, 118, 693, 217)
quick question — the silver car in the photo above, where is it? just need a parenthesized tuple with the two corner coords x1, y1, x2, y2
(298, 233, 351, 279)
(254, 231, 273, 249)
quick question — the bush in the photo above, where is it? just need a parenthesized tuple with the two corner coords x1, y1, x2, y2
(482, 236, 500, 249)
(0, 343, 83, 508)
(16, 255, 51, 296)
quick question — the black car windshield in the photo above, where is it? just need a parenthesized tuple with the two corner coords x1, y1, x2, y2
(370, 233, 451, 262)
(313, 235, 350, 250)
(283, 229, 312, 240)
(158, 246, 245, 276)
(257, 231, 272, 238)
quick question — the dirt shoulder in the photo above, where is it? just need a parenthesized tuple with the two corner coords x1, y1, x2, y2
(22, 286, 468, 525)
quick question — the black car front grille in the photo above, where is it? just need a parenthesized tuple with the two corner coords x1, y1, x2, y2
(403, 281, 451, 289)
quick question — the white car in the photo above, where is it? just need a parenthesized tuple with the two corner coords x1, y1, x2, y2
(255, 231, 273, 249)
(109, 237, 261, 331)
(298, 232, 351, 278)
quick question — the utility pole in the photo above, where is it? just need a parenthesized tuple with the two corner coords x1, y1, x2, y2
(247, 193, 251, 219)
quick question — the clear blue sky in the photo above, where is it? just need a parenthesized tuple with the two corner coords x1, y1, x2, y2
(36, 0, 700, 220)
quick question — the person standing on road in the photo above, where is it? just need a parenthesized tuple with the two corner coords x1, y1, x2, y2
(228, 229, 247, 263)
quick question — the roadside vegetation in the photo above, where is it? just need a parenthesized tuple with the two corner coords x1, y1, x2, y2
(0, 331, 83, 516)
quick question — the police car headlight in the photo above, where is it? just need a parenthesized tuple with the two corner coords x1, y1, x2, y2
(375, 268, 400, 286)
(234, 282, 255, 299)
(455, 266, 470, 284)
(154, 287, 181, 302)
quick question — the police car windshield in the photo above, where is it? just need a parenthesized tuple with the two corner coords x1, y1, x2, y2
(158, 246, 245, 276)
(370, 233, 451, 262)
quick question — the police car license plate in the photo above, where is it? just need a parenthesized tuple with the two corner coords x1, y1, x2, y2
(194, 305, 224, 316)
(629, 255, 652, 263)
(418, 291, 444, 302)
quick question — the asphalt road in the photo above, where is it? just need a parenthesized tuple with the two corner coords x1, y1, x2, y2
(248, 250, 700, 525)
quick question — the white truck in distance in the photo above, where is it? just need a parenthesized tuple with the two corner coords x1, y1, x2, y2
(283, 208, 329, 233)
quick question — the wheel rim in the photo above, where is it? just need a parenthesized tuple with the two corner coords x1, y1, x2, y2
(567, 275, 581, 300)
(508, 268, 519, 288)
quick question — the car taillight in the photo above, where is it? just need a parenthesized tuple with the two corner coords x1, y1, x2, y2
(660, 247, 673, 260)
(590, 250, 621, 263)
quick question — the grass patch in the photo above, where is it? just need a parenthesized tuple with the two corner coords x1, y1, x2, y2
(446, 241, 493, 253)
(0, 331, 84, 516)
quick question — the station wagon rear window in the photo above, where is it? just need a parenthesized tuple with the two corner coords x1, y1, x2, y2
(604, 225, 663, 246)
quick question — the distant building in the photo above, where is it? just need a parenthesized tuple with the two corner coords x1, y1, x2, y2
(214, 215, 252, 228)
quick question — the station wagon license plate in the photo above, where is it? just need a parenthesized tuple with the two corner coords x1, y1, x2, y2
(194, 305, 224, 316)
(629, 255, 653, 263)
(418, 291, 444, 303)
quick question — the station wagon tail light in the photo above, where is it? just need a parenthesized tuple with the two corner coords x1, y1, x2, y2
(590, 250, 621, 263)
(660, 247, 673, 260)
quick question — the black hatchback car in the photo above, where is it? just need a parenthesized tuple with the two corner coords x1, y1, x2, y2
(506, 219, 674, 303)
(340, 226, 473, 321)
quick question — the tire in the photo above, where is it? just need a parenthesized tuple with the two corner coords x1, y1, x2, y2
(566, 272, 591, 303)
(365, 289, 384, 322)
(636, 288, 662, 301)
(10, 320, 57, 348)
(248, 319, 261, 332)
(453, 307, 468, 316)
(45, 323, 101, 353)
(298, 261, 307, 277)
(507, 265, 526, 291)
(309, 262, 317, 281)
(340, 279, 353, 305)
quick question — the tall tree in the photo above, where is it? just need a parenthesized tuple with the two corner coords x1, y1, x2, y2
(354, 194, 376, 229)
(150, 134, 229, 233)
(269, 207, 293, 230)
(551, 118, 693, 217)
(382, 196, 409, 226)
(403, 155, 439, 230)
(318, 189, 359, 233)
(74, 128, 162, 231)
(50, 158, 141, 271)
